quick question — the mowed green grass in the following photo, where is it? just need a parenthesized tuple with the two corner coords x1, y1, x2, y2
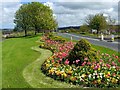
(2, 36, 40, 88)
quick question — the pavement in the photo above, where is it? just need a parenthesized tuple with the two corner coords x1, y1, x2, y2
(57, 33, 120, 52)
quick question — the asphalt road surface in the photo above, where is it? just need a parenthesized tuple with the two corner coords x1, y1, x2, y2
(57, 33, 120, 52)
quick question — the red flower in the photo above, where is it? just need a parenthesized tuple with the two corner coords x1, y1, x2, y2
(118, 59, 120, 63)
(115, 56, 119, 59)
(51, 60, 54, 63)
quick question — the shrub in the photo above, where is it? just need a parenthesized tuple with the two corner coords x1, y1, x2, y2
(67, 39, 99, 65)
(51, 36, 66, 43)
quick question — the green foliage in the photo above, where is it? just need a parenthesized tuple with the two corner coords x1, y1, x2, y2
(68, 39, 99, 65)
(14, 2, 58, 36)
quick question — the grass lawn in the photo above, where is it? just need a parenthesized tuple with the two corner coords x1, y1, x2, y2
(2, 35, 41, 88)
(2, 34, 120, 89)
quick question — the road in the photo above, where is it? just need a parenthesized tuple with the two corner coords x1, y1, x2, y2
(57, 33, 120, 52)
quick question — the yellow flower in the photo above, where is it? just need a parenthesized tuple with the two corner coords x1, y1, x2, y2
(98, 68, 100, 71)
(108, 72, 110, 75)
(81, 74, 86, 78)
(63, 72, 67, 78)
(46, 64, 50, 68)
(111, 78, 118, 83)
(97, 79, 101, 84)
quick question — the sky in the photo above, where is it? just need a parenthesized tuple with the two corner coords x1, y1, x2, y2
(0, 0, 119, 29)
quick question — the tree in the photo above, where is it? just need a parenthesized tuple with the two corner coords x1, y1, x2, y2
(14, 2, 57, 36)
(85, 14, 107, 34)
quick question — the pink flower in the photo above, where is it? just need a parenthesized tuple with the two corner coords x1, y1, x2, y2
(112, 73, 116, 77)
(59, 59, 62, 61)
(87, 62, 91, 65)
(82, 62, 86, 66)
(105, 53, 109, 56)
(84, 57, 88, 61)
(94, 66, 98, 70)
(106, 64, 111, 68)
(76, 59, 80, 64)
(100, 59, 103, 62)
(112, 61, 116, 66)
(64, 59, 69, 65)
(109, 58, 112, 62)
(62, 52, 67, 57)
(102, 63, 105, 66)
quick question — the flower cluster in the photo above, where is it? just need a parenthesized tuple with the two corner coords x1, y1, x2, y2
(40, 35, 120, 88)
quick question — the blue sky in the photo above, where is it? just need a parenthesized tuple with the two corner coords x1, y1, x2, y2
(0, 0, 119, 29)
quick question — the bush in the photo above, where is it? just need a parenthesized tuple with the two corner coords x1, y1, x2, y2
(68, 39, 99, 65)
(51, 36, 66, 43)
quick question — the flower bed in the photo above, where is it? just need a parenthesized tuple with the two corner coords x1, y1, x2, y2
(40, 35, 120, 88)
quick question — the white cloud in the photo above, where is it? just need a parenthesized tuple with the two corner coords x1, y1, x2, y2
(53, 0, 119, 2)
(1, 2, 21, 28)
(108, 8, 114, 12)
(51, 2, 118, 27)
(0, 0, 20, 2)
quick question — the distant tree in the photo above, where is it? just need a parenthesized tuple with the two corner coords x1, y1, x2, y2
(85, 14, 107, 34)
(14, 2, 57, 36)
(107, 16, 116, 33)
(79, 24, 90, 33)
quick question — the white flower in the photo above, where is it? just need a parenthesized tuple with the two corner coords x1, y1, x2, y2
(88, 74, 92, 79)
(93, 76, 95, 79)
(100, 75, 102, 79)
(93, 73, 96, 75)
(112, 66, 116, 68)
(97, 75, 100, 78)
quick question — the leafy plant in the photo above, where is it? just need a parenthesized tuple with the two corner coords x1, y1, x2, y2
(68, 39, 99, 65)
